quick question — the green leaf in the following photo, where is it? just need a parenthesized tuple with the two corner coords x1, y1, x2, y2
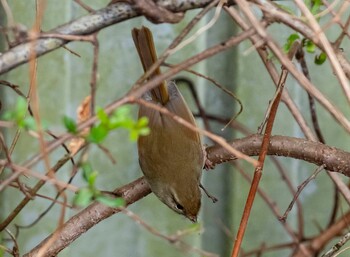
(96, 195, 126, 208)
(138, 127, 150, 137)
(110, 117, 132, 130)
(82, 162, 94, 181)
(15, 97, 28, 121)
(127, 116, 150, 141)
(137, 116, 149, 127)
(63, 116, 77, 133)
(74, 188, 94, 207)
(22, 116, 37, 131)
(311, 0, 322, 15)
(1, 98, 50, 132)
(87, 124, 109, 143)
(305, 39, 316, 53)
(315, 52, 327, 65)
(81, 162, 99, 187)
(109, 106, 132, 129)
(129, 129, 139, 141)
(96, 107, 109, 126)
(283, 34, 300, 53)
(87, 171, 98, 187)
(2, 97, 27, 123)
(114, 106, 130, 118)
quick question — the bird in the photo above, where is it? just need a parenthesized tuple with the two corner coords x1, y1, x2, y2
(132, 26, 204, 222)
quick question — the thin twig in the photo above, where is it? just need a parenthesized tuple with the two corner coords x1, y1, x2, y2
(230, 2, 298, 254)
(121, 209, 218, 257)
(73, 0, 95, 13)
(165, 63, 243, 131)
(90, 33, 99, 115)
(0, 0, 218, 75)
(135, 98, 258, 166)
(321, 232, 350, 257)
(280, 165, 325, 222)
(294, 0, 350, 104)
(0, 154, 73, 231)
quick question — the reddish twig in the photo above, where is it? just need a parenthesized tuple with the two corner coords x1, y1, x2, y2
(229, 3, 299, 252)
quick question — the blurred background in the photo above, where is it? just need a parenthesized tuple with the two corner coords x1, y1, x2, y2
(1, 1, 350, 257)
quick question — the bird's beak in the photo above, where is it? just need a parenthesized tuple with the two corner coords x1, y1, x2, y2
(188, 215, 198, 223)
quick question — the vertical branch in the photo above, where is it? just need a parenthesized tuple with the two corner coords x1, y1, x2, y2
(229, 1, 301, 254)
(294, 0, 350, 104)
(90, 33, 99, 115)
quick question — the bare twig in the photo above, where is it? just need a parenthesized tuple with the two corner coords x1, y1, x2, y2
(294, 0, 350, 104)
(73, 0, 95, 12)
(135, 98, 258, 166)
(280, 165, 325, 222)
(13, 134, 350, 256)
(23, 177, 151, 257)
(321, 232, 350, 257)
(0, 0, 216, 75)
(121, 209, 218, 257)
(0, 154, 73, 231)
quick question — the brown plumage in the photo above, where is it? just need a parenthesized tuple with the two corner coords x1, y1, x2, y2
(132, 26, 203, 221)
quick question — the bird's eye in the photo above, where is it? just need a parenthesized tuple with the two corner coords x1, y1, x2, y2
(175, 203, 184, 211)
(170, 190, 184, 212)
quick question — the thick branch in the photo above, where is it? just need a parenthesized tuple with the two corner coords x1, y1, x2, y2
(207, 134, 350, 176)
(24, 177, 151, 257)
(24, 135, 350, 257)
(0, 0, 212, 75)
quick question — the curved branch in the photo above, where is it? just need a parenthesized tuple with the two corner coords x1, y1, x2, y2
(207, 134, 350, 175)
(23, 134, 350, 257)
(24, 177, 151, 257)
(0, 0, 212, 75)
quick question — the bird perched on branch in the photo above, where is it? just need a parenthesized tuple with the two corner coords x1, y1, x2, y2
(132, 26, 203, 222)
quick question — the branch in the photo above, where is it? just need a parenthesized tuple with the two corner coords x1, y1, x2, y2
(207, 134, 350, 176)
(0, 0, 213, 75)
(23, 134, 350, 257)
(24, 177, 151, 257)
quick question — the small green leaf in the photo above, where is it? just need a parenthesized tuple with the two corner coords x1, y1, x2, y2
(138, 127, 150, 137)
(283, 34, 300, 53)
(81, 162, 99, 187)
(22, 117, 37, 131)
(129, 129, 139, 141)
(82, 162, 94, 181)
(15, 97, 28, 120)
(305, 39, 316, 53)
(96, 107, 109, 126)
(315, 52, 327, 65)
(63, 116, 77, 133)
(114, 106, 130, 118)
(87, 124, 109, 143)
(108, 117, 123, 129)
(96, 195, 125, 208)
(311, 0, 322, 15)
(109, 107, 132, 129)
(74, 188, 94, 207)
(87, 171, 98, 187)
(137, 116, 149, 127)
